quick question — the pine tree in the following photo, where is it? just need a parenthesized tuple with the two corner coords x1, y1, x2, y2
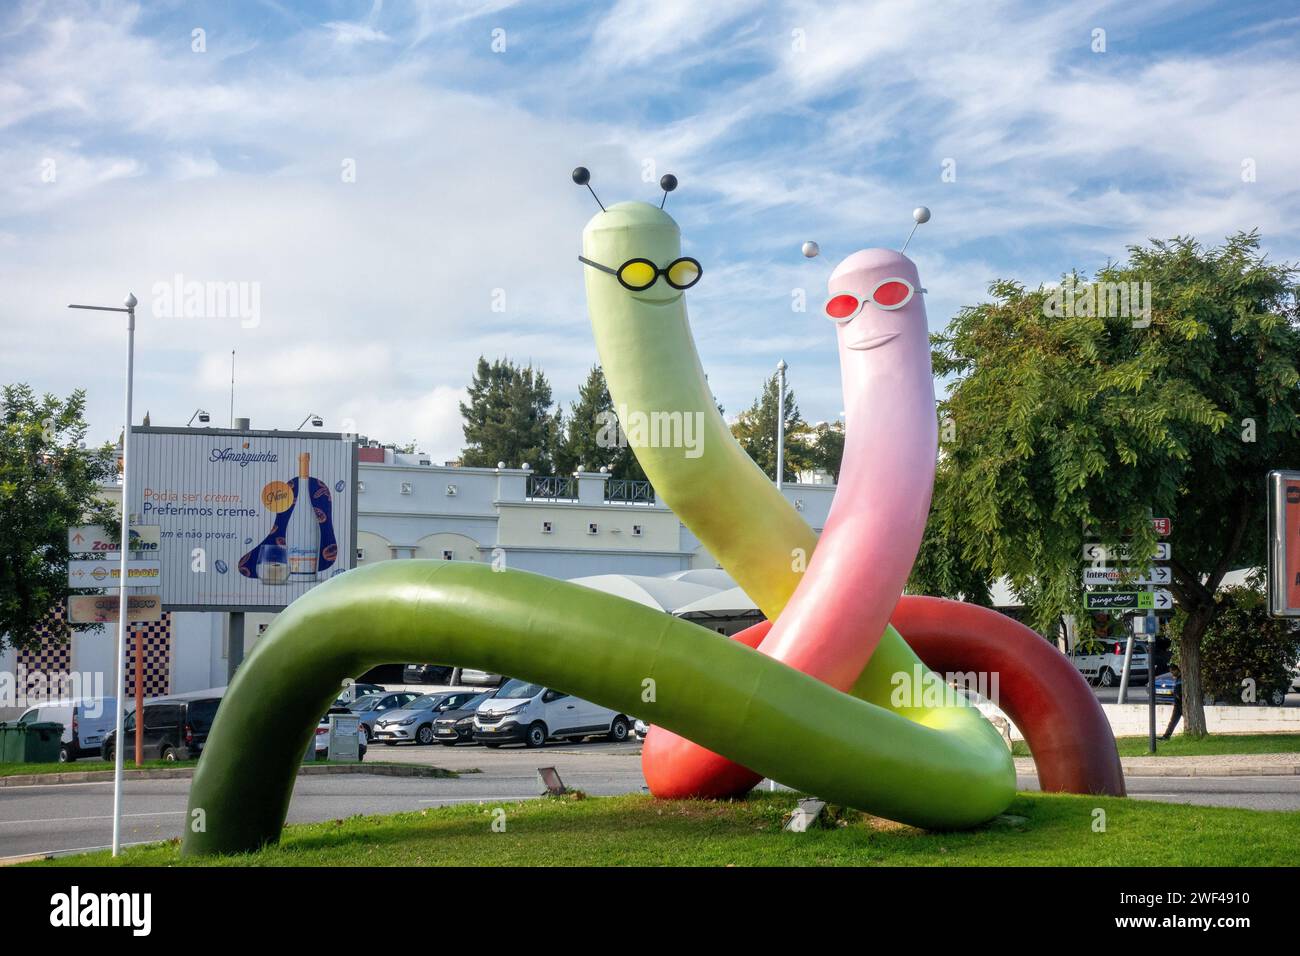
(731, 373, 812, 483)
(459, 357, 559, 472)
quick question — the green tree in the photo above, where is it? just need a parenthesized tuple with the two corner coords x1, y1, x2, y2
(459, 357, 560, 472)
(553, 365, 646, 481)
(732, 373, 813, 483)
(926, 232, 1300, 736)
(806, 420, 845, 482)
(1, 386, 118, 652)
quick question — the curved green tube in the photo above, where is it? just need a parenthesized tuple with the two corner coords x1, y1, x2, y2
(183, 561, 1013, 855)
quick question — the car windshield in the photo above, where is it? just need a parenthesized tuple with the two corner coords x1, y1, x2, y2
(351, 695, 381, 711)
(462, 693, 491, 710)
(495, 679, 543, 699)
(408, 695, 443, 711)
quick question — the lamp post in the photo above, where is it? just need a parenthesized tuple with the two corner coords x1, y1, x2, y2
(68, 292, 137, 858)
(775, 359, 788, 490)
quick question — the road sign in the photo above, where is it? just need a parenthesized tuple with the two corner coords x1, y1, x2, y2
(1151, 517, 1172, 536)
(68, 524, 160, 554)
(1082, 566, 1172, 587)
(1082, 542, 1170, 563)
(67, 559, 161, 588)
(67, 594, 163, 624)
(1084, 589, 1173, 612)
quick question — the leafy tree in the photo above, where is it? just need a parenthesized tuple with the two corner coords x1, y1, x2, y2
(806, 420, 845, 482)
(1167, 586, 1299, 707)
(459, 357, 560, 472)
(553, 366, 646, 481)
(732, 373, 813, 483)
(926, 232, 1300, 736)
(1, 386, 118, 652)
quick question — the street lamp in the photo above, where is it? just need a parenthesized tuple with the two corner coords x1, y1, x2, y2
(67, 291, 138, 859)
(295, 413, 324, 430)
(187, 408, 211, 427)
(776, 359, 788, 490)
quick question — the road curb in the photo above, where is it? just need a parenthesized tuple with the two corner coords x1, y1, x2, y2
(1014, 758, 1300, 778)
(0, 762, 455, 788)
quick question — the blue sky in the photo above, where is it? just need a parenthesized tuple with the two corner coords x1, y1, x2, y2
(3, 0, 1299, 463)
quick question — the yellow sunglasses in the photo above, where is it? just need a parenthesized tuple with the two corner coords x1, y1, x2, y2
(578, 255, 702, 292)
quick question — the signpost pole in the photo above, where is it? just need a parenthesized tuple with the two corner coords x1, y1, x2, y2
(1117, 626, 1135, 704)
(775, 359, 787, 490)
(1147, 610, 1158, 753)
(228, 611, 245, 683)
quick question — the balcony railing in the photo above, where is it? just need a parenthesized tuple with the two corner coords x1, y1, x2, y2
(525, 475, 576, 500)
(605, 479, 655, 504)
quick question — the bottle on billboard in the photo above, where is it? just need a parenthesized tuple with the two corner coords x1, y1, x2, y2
(287, 451, 319, 579)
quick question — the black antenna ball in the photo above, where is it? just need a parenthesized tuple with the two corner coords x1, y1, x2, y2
(572, 166, 591, 185)
(660, 174, 678, 192)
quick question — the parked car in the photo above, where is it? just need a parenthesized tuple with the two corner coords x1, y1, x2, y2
(432, 692, 493, 746)
(102, 689, 224, 762)
(334, 682, 386, 707)
(1070, 640, 1149, 687)
(16, 697, 119, 763)
(633, 718, 650, 742)
(402, 663, 456, 685)
(349, 691, 420, 742)
(1153, 671, 1178, 701)
(455, 668, 504, 687)
(472, 678, 631, 749)
(373, 690, 482, 745)
(314, 706, 368, 760)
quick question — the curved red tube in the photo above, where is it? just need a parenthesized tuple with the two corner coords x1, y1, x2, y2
(890, 596, 1125, 796)
(644, 597, 1125, 799)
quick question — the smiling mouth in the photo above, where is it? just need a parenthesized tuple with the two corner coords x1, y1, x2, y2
(847, 333, 899, 351)
(631, 291, 683, 306)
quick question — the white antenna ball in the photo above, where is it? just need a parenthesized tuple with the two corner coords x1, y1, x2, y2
(801, 240, 820, 258)
(912, 207, 931, 224)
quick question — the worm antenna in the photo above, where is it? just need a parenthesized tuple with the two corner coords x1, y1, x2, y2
(572, 166, 606, 212)
(900, 206, 931, 254)
(659, 173, 678, 209)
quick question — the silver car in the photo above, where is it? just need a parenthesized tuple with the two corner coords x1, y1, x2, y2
(373, 690, 482, 746)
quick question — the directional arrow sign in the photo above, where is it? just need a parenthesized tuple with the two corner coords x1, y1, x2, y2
(1085, 589, 1174, 612)
(68, 524, 160, 555)
(1082, 542, 1170, 563)
(1085, 591, 1151, 611)
(67, 559, 161, 588)
(1082, 566, 1172, 586)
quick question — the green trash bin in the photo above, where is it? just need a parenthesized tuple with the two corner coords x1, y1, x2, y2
(0, 723, 18, 763)
(13, 722, 64, 763)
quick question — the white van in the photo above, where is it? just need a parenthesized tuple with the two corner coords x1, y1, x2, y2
(16, 697, 120, 762)
(472, 678, 630, 749)
(1070, 640, 1149, 687)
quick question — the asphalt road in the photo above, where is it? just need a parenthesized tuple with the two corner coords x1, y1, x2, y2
(2, 740, 1297, 860)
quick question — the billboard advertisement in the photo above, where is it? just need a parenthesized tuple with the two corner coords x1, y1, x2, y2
(129, 427, 357, 611)
(1267, 470, 1300, 617)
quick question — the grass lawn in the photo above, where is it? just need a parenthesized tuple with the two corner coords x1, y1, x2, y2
(0, 759, 198, 777)
(1011, 732, 1300, 758)
(0, 759, 420, 778)
(30, 789, 1299, 867)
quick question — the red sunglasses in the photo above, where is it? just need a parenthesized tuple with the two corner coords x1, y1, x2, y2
(824, 277, 924, 323)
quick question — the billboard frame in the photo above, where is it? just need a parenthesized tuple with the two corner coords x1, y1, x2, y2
(131, 425, 359, 613)
(1266, 469, 1300, 618)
